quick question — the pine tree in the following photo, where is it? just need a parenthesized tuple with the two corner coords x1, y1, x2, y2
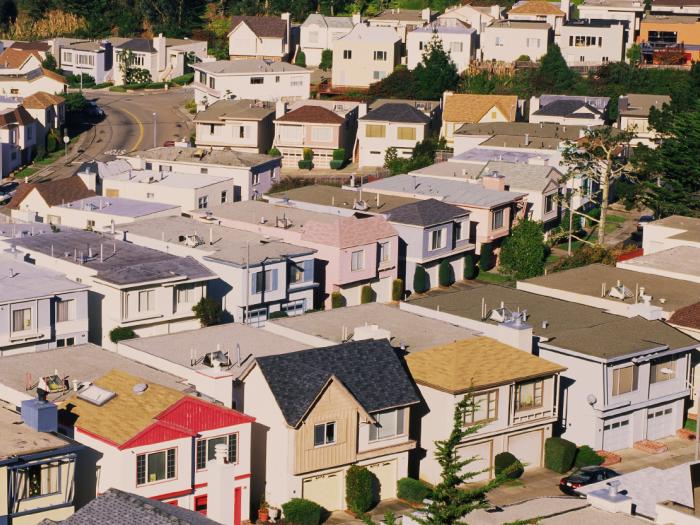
(531, 44, 579, 94)
(413, 34, 459, 101)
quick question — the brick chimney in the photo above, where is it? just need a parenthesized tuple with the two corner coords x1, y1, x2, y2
(482, 171, 506, 192)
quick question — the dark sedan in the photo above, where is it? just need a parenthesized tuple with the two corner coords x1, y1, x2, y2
(559, 466, 620, 496)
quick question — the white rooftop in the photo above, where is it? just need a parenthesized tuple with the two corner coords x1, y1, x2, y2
(337, 24, 401, 43)
(194, 59, 309, 75)
(102, 169, 229, 189)
(58, 196, 179, 217)
(618, 246, 700, 281)
(0, 253, 87, 302)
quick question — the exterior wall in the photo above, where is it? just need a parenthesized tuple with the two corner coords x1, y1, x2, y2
(642, 223, 700, 254)
(300, 21, 355, 67)
(358, 120, 428, 168)
(480, 26, 551, 62)
(529, 111, 605, 127)
(556, 23, 625, 66)
(406, 30, 475, 72)
(0, 76, 65, 98)
(32, 205, 179, 231)
(229, 22, 289, 61)
(275, 123, 344, 168)
(0, 120, 38, 177)
(331, 37, 402, 89)
(195, 115, 275, 154)
(577, 6, 640, 36)
(439, 5, 499, 34)
(638, 20, 700, 61)
(60, 49, 108, 83)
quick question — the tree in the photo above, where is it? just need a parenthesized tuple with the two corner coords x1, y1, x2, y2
(413, 34, 459, 101)
(192, 297, 221, 327)
(626, 44, 642, 66)
(64, 92, 87, 113)
(438, 259, 454, 287)
(463, 253, 476, 280)
(479, 243, 494, 271)
(561, 127, 634, 245)
(530, 44, 579, 95)
(294, 50, 306, 67)
(413, 265, 428, 294)
(367, 65, 417, 99)
(319, 48, 332, 71)
(499, 220, 546, 279)
(41, 52, 58, 72)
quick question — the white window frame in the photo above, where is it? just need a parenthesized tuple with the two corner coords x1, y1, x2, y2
(313, 421, 336, 447)
(351, 250, 364, 271)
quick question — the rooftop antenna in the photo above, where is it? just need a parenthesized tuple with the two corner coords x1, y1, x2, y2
(51, 244, 54, 257)
(100, 243, 104, 263)
(236, 343, 241, 367)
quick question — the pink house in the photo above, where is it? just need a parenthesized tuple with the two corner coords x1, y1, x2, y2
(194, 200, 399, 308)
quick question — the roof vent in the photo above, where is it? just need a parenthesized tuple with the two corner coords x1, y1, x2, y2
(77, 384, 117, 406)
(185, 234, 204, 247)
(353, 199, 368, 211)
(608, 280, 632, 300)
(203, 350, 232, 368)
(132, 383, 148, 395)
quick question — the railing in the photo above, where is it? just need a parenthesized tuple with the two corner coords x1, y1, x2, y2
(512, 408, 554, 425)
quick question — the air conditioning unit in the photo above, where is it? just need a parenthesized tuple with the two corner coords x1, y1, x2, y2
(185, 234, 204, 247)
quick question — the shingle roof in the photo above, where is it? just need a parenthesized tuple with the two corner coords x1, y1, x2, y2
(276, 105, 345, 124)
(10, 41, 50, 52)
(387, 198, 468, 226)
(40, 67, 66, 83)
(443, 94, 518, 123)
(509, 1, 566, 15)
(39, 488, 220, 525)
(116, 38, 156, 53)
(533, 99, 602, 118)
(360, 103, 431, 124)
(22, 91, 64, 109)
(8, 177, 95, 210)
(0, 105, 35, 127)
(230, 15, 287, 38)
(256, 340, 421, 427)
(0, 48, 41, 69)
(669, 303, 700, 331)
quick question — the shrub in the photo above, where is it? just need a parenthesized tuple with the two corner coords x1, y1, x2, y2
(550, 245, 616, 273)
(109, 85, 127, 93)
(587, 206, 601, 227)
(268, 310, 289, 319)
(331, 291, 345, 309)
(463, 253, 476, 280)
(298, 159, 313, 170)
(330, 159, 344, 170)
(397, 477, 432, 504)
(268, 146, 281, 156)
(345, 465, 375, 514)
(479, 243, 495, 271)
(333, 148, 346, 161)
(438, 259, 454, 287)
(360, 285, 374, 304)
(35, 142, 46, 161)
(413, 265, 428, 293)
(516, 54, 531, 62)
(320, 49, 333, 71)
(303, 147, 314, 160)
(295, 50, 307, 67)
(171, 72, 194, 85)
(192, 297, 221, 327)
(93, 81, 113, 89)
(184, 99, 197, 114)
(109, 326, 135, 343)
(392, 279, 404, 301)
(499, 219, 546, 279)
(47, 132, 58, 153)
(544, 437, 577, 473)
(494, 452, 524, 479)
(282, 498, 322, 525)
(575, 445, 605, 468)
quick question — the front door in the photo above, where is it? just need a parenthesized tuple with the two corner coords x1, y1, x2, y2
(234, 487, 242, 525)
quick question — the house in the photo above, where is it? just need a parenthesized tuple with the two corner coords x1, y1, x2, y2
(191, 200, 400, 308)
(0, 48, 43, 73)
(56, 40, 113, 84)
(638, 13, 700, 64)
(406, 19, 476, 73)
(407, 338, 565, 483)
(300, 14, 358, 66)
(653, 0, 700, 14)
(6, 229, 215, 349)
(480, 20, 552, 63)
(617, 245, 700, 285)
(194, 99, 275, 154)
(357, 102, 431, 167)
(578, 0, 643, 49)
(192, 60, 310, 110)
(239, 339, 420, 511)
(0, 105, 39, 177)
(440, 93, 519, 146)
(7, 176, 96, 217)
(369, 98, 441, 121)
(331, 25, 402, 89)
(641, 215, 700, 254)
(403, 284, 699, 452)
(367, 8, 434, 42)
(618, 93, 671, 146)
(0, 254, 89, 355)
(228, 14, 291, 61)
(528, 95, 610, 126)
(0, 67, 66, 98)
(507, 0, 567, 35)
(439, 4, 504, 34)
(22, 91, 65, 144)
(0, 405, 81, 525)
(56, 369, 254, 522)
(9, 41, 50, 57)
(274, 100, 363, 168)
(119, 215, 318, 323)
(556, 19, 627, 66)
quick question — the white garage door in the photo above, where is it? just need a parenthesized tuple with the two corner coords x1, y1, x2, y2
(366, 460, 397, 501)
(302, 471, 343, 511)
(458, 441, 492, 481)
(507, 430, 543, 469)
(647, 406, 674, 441)
(602, 418, 632, 451)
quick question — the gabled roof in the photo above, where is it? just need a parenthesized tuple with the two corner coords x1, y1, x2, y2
(387, 198, 468, 226)
(509, 0, 566, 15)
(276, 105, 345, 124)
(256, 340, 420, 427)
(443, 94, 518, 123)
(533, 99, 603, 118)
(8, 177, 95, 210)
(116, 38, 156, 53)
(230, 15, 287, 38)
(0, 105, 35, 127)
(22, 91, 65, 109)
(302, 13, 355, 29)
(669, 302, 700, 331)
(360, 102, 431, 124)
(40, 67, 66, 83)
(10, 41, 50, 52)
(301, 214, 397, 247)
(337, 24, 401, 43)
(0, 48, 41, 69)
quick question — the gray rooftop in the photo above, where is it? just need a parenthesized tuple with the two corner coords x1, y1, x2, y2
(533, 99, 603, 119)
(271, 302, 477, 352)
(413, 19, 474, 33)
(480, 160, 561, 192)
(363, 173, 526, 208)
(452, 147, 558, 163)
(538, 94, 610, 112)
(455, 121, 588, 140)
(125, 146, 278, 169)
(360, 103, 431, 124)
(194, 99, 275, 123)
(120, 215, 315, 267)
(58, 196, 179, 217)
(489, 20, 551, 29)
(62, 40, 106, 52)
(369, 98, 439, 115)
(618, 246, 700, 280)
(268, 184, 419, 213)
(0, 407, 72, 461)
(649, 215, 700, 243)
(618, 93, 672, 117)
(371, 8, 428, 21)
(202, 200, 339, 230)
(0, 254, 87, 302)
(302, 13, 355, 28)
(11, 229, 214, 286)
(100, 168, 231, 189)
(386, 198, 469, 226)
(193, 59, 309, 75)
(408, 285, 697, 360)
(410, 160, 484, 180)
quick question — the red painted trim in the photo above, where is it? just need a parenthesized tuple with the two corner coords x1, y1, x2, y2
(235, 473, 251, 480)
(194, 482, 207, 489)
(151, 488, 193, 500)
(76, 426, 120, 448)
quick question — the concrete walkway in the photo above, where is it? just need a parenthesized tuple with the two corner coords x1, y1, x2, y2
(469, 497, 587, 525)
(326, 500, 415, 525)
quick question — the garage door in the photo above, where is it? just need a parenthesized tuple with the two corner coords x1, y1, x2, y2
(366, 460, 397, 501)
(302, 471, 343, 511)
(458, 441, 492, 481)
(602, 418, 632, 451)
(647, 406, 674, 441)
(507, 430, 543, 470)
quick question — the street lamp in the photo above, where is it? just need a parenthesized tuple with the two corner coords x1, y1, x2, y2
(63, 135, 70, 157)
(153, 112, 157, 149)
(661, 367, 699, 461)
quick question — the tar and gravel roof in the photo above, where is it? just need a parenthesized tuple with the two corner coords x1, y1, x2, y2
(194, 99, 275, 122)
(0, 408, 71, 461)
(648, 215, 700, 243)
(0, 255, 87, 302)
(269, 184, 419, 213)
(125, 146, 277, 169)
(193, 59, 308, 75)
(618, 94, 672, 117)
(57, 196, 179, 217)
(455, 121, 589, 140)
(618, 246, 700, 281)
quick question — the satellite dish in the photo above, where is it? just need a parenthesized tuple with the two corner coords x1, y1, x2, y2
(586, 394, 597, 406)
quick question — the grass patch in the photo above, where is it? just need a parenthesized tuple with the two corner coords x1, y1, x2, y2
(109, 85, 127, 92)
(13, 135, 80, 178)
(685, 419, 697, 433)
(476, 270, 513, 285)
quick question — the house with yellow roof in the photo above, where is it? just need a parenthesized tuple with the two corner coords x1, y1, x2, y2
(508, 0, 568, 34)
(406, 337, 565, 484)
(440, 92, 520, 146)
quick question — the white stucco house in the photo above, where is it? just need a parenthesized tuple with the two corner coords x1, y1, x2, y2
(529, 95, 610, 126)
(300, 14, 358, 66)
(406, 19, 476, 73)
(194, 99, 276, 154)
(480, 20, 552, 62)
(556, 19, 627, 66)
(439, 3, 504, 33)
(618, 93, 671, 147)
(228, 14, 291, 61)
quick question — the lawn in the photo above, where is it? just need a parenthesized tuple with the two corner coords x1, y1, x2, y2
(14, 136, 79, 179)
(476, 270, 514, 286)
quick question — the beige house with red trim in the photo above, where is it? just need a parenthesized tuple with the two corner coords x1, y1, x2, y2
(440, 92, 519, 146)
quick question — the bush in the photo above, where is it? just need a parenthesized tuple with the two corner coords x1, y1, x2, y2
(67, 73, 96, 88)
(47, 132, 58, 153)
(587, 206, 601, 227)
(171, 72, 194, 85)
(35, 142, 46, 161)
(109, 326, 135, 344)
(298, 159, 313, 170)
(516, 55, 531, 62)
(550, 245, 616, 273)
(346, 465, 375, 514)
(494, 452, 524, 479)
(330, 159, 344, 170)
(499, 220, 546, 279)
(392, 279, 404, 301)
(185, 99, 197, 114)
(397, 477, 432, 504)
(360, 285, 374, 304)
(295, 50, 307, 67)
(413, 265, 428, 294)
(331, 291, 345, 309)
(282, 498, 322, 525)
(268, 146, 281, 156)
(192, 297, 221, 327)
(333, 148, 346, 161)
(463, 253, 476, 280)
(575, 445, 605, 468)
(268, 310, 289, 319)
(438, 259, 454, 287)
(93, 81, 113, 89)
(303, 147, 314, 160)
(320, 49, 333, 71)
(544, 437, 577, 473)
(479, 243, 494, 271)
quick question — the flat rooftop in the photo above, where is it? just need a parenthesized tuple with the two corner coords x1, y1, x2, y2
(490, 20, 551, 29)
(58, 195, 179, 217)
(411, 161, 484, 180)
(125, 146, 277, 169)
(649, 215, 700, 243)
(407, 285, 697, 360)
(0, 254, 87, 302)
(120, 323, 310, 379)
(268, 185, 419, 214)
(455, 122, 588, 140)
(619, 93, 671, 117)
(372, 9, 427, 21)
(271, 302, 478, 352)
(194, 59, 309, 75)
(102, 169, 232, 189)
(203, 200, 339, 231)
(194, 99, 275, 122)
(643, 13, 700, 23)
(119, 215, 315, 267)
(619, 246, 700, 280)
(452, 147, 558, 163)
(0, 407, 71, 460)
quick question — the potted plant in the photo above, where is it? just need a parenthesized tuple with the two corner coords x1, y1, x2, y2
(258, 499, 270, 522)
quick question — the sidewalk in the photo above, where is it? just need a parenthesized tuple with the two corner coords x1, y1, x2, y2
(325, 500, 414, 525)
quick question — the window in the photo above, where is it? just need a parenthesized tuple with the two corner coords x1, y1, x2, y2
(397, 127, 416, 140)
(343, 49, 352, 59)
(196, 433, 238, 470)
(251, 269, 278, 294)
(159, 165, 172, 172)
(146, 192, 155, 199)
(63, 51, 73, 63)
(199, 72, 207, 84)
(526, 38, 541, 48)
(430, 228, 445, 251)
(463, 390, 498, 424)
(86, 219, 95, 229)
(612, 365, 638, 396)
(379, 242, 390, 262)
(290, 75, 305, 87)
(651, 356, 677, 384)
(252, 172, 260, 185)
(372, 70, 387, 80)
(365, 124, 386, 138)
(545, 193, 555, 213)
(56, 299, 75, 323)
(208, 77, 215, 89)
(282, 299, 306, 316)
(648, 30, 678, 44)
(419, 41, 424, 50)
(370, 409, 405, 441)
(77, 54, 94, 66)
(209, 124, 216, 134)
(492, 208, 504, 230)
(454, 220, 469, 241)
(12, 308, 31, 332)
(311, 126, 332, 142)
(313, 422, 336, 446)
(275, 75, 280, 83)
(132, 54, 145, 66)
(515, 380, 544, 411)
(373, 50, 387, 61)
(351, 250, 364, 271)
(602, 56, 609, 63)
(250, 77, 264, 84)
(136, 449, 176, 485)
(20, 463, 60, 499)
(198, 196, 208, 209)
(495, 36, 504, 47)
(138, 290, 155, 312)
(221, 190, 228, 203)
(176, 283, 196, 304)
(290, 259, 313, 284)
(449, 42, 463, 53)
(145, 162, 152, 170)
(280, 124, 303, 142)
(239, 126, 246, 139)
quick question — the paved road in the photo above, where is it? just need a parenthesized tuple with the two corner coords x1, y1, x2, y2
(34, 88, 194, 181)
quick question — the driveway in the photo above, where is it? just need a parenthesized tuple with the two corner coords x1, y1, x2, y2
(325, 500, 415, 525)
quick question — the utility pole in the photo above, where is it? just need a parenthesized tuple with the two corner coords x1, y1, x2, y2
(567, 190, 574, 256)
(244, 240, 250, 325)
(152, 113, 157, 149)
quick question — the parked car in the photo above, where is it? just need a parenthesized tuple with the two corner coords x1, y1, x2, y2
(559, 466, 620, 496)
(637, 215, 654, 230)
(86, 101, 104, 118)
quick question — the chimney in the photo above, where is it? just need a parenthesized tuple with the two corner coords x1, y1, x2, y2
(21, 398, 58, 433)
(482, 171, 506, 192)
(496, 314, 534, 352)
(275, 100, 287, 119)
(206, 443, 237, 524)
(281, 12, 291, 57)
(421, 7, 432, 21)
(560, 0, 571, 19)
(154, 33, 167, 72)
(490, 4, 501, 19)
(352, 13, 362, 25)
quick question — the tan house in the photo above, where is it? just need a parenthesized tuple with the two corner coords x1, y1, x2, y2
(480, 20, 552, 63)
(22, 91, 65, 144)
(440, 92, 519, 146)
(617, 93, 671, 147)
(228, 14, 291, 61)
(367, 8, 434, 42)
(507, 0, 567, 34)
(239, 339, 420, 511)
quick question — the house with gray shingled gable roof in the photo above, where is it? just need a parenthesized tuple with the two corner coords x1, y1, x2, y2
(228, 14, 291, 61)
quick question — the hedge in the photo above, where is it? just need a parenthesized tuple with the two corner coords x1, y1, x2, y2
(463, 253, 476, 280)
(298, 159, 313, 170)
(479, 243, 495, 271)
(392, 279, 404, 302)
(268, 310, 289, 320)
(494, 452, 523, 479)
(360, 285, 374, 304)
(544, 437, 577, 473)
(282, 498, 322, 525)
(438, 259, 454, 287)
(109, 81, 167, 91)
(346, 465, 374, 514)
(397, 477, 431, 504)
(93, 81, 113, 89)
(330, 159, 344, 170)
(333, 148, 345, 161)
(574, 445, 605, 468)
(171, 72, 194, 85)
(109, 326, 135, 343)
(413, 265, 428, 294)
(331, 291, 345, 309)
(268, 146, 281, 156)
